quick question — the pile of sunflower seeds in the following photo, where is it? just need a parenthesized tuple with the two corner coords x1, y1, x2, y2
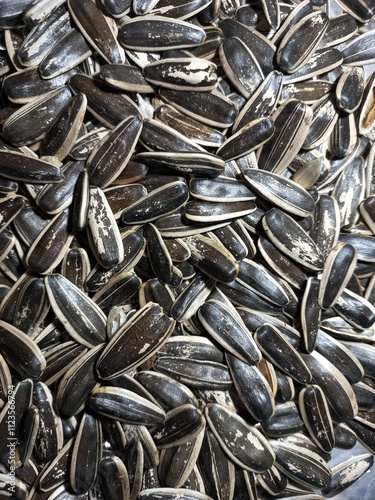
(0, 0, 375, 498)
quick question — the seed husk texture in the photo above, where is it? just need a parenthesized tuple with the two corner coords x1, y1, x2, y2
(0, 0, 375, 498)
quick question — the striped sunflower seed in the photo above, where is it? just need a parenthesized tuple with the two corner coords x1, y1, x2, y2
(45, 273, 107, 348)
(143, 58, 217, 92)
(277, 11, 329, 73)
(97, 302, 175, 379)
(70, 412, 102, 494)
(90, 386, 165, 425)
(119, 16, 206, 51)
(205, 402, 275, 473)
(263, 208, 325, 270)
(68, 0, 124, 64)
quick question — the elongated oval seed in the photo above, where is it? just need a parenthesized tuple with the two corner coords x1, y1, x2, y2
(216, 118, 275, 161)
(143, 58, 218, 92)
(263, 208, 325, 270)
(87, 186, 124, 269)
(97, 302, 175, 379)
(244, 169, 315, 218)
(198, 300, 261, 365)
(68, 0, 124, 64)
(90, 386, 165, 425)
(255, 324, 311, 384)
(119, 16, 206, 51)
(45, 273, 107, 348)
(205, 403, 275, 472)
(277, 11, 329, 73)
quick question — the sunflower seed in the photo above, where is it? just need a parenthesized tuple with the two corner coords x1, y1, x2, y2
(205, 403, 275, 473)
(139, 151, 225, 178)
(321, 453, 374, 497)
(154, 357, 232, 391)
(17, 6, 72, 67)
(335, 67, 364, 113)
(87, 185, 124, 269)
(301, 350, 358, 423)
(198, 299, 261, 365)
(244, 169, 314, 217)
(237, 258, 289, 306)
(97, 302, 175, 379)
(258, 99, 313, 175)
(232, 70, 283, 133)
(152, 404, 205, 449)
(45, 273, 107, 348)
(353, 380, 375, 411)
(150, 0, 211, 19)
(299, 385, 334, 452)
(269, 440, 332, 489)
(3, 86, 73, 147)
(99, 454, 130, 499)
(217, 118, 274, 162)
(90, 386, 165, 425)
(137, 371, 198, 412)
(262, 401, 305, 438)
(263, 208, 324, 271)
(182, 234, 238, 283)
(333, 423, 357, 450)
(119, 16, 206, 51)
(122, 181, 189, 224)
(0, 320, 46, 379)
(139, 488, 214, 499)
(158, 89, 238, 129)
(334, 288, 375, 330)
(277, 11, 329, 74)
(255, 324, 311, 384)
(144, 58, 217, 92)
(33, 381, 64, 462)
(69, 73, 141, 129)
(226, 353, 275, 422)
(321, 13, 358, 47)
(25, 209, 74, 275)
(197, 428, 235, 498)
(336, 0, 374, 24)
(219, 37, 264, 99)
(3, 67, 77, 104)
(283, 48, 343, 84)
(160, 335, 223, 364)
(220, 18, 276, 75)
(68, 0, 124, 64)
(300, 277, 321, 353)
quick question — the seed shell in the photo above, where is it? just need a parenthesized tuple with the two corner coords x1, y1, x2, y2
(17, 6, 72, 67)
(299, 385, 335, 452)
(87, 116, 142, 189)
(97, 302, 175, 379)
(205, 402, 275, 473)
(119, 16, 206, 51)
(219, 37, 264, 99)
(255, 324, 311, 384)
(226, 353, 275, 422)
(257, 99, 313, 175)
(45, 273, 107, 348)
(217, 118, 275, 161)
(244, 169, 315, 217)
(70, 412, 102, 494)
(90, 386, 165, 425)
(263, 208, 325, 270)
(68, 0, 124, 64)
(144, 58, 217, 92)
(154, 357, 232, 391)
(277, 11, 329, 73)
(269, 440, 332, 489)
(198, 299, 261, 365)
